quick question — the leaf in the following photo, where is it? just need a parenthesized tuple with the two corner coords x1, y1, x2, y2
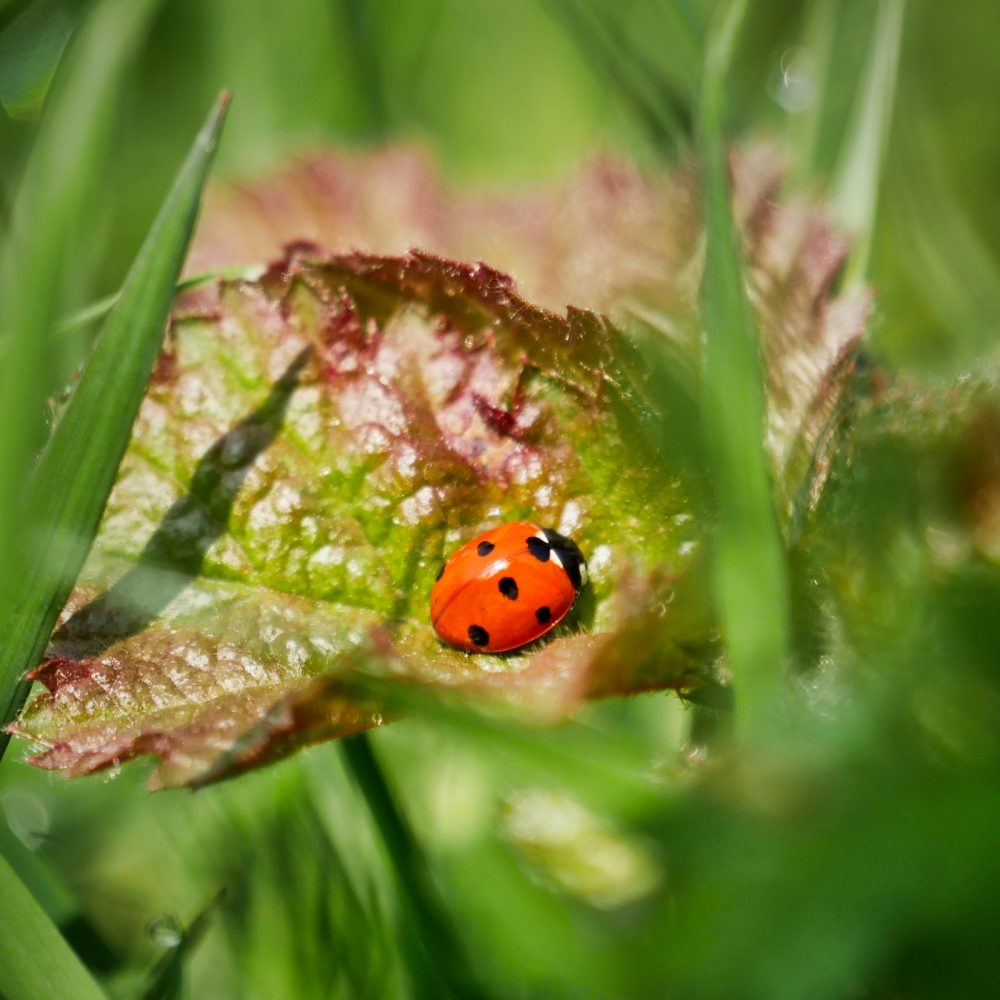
(187, 144, 869, 513)
(11, 125, 874, 787)
(11, 248, 710, 788)
(0, 0, 160, 570)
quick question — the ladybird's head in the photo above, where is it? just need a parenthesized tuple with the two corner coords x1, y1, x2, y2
(539, 527, 588, 591)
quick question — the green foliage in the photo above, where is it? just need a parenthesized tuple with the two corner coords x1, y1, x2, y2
(3, 0, 1000, 998)
(0, 92, 229, 755)
(12, 248, 703, 787)
(830, 0, 905, 287)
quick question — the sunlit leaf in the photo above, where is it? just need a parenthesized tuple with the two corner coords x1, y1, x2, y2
(190, 143, 869, 515)
(11, 249, 708, 787)
(10, 138, 871, 788)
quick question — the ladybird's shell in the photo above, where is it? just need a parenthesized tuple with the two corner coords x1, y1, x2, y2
(430, 521, 588, 653)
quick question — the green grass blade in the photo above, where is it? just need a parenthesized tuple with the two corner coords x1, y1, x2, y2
(787, 0, 837, 180)
(542, 0, 692, 152)
(49, 266, 261, 342)
(139, 890, 225, 1000)
(0, 820, 76, 925)
(342, 733, 487, 999)
(0, 93, 231, 757)
(889, 113, 1000, 368)
(0, 0, 79, 119)
(698, 0, 790, 729)
(0, 853, 108, 1000)
(0, 0, 159, 663)
(831, 0, 905, 287)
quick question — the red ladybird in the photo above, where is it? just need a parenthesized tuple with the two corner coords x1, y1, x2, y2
(430, 521, 588, 653)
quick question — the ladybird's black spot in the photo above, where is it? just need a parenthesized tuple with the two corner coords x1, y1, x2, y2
(498, 576, 518, 600)
(535, 606, 551, 624)
(476, 541, 495, 557)
(435, 564, 445, 582)
(467, 624, 490, 647)
(526, 536, 550, 562)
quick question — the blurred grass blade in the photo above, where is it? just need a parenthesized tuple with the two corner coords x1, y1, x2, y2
(140, 890, 225, 1000)
(0, 92, 231, 757)
(0, 0, 159, 671)
(342, 734, 487, 1000)
(831, 0, 905, 287)
(787, 0, 837, 180)
(0, 0, 79, 119)
(341, 0, 391, 136)
(542, 0, 692, 152)
(0, 819, 77, 924)
(50, 265, 261, 341)
(698, 0, 790, 728)
(0, 853, 107, 1000)
(890, 114, 1000, 367)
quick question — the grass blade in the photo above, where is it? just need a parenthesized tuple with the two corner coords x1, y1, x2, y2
(140, 890, 225, 1000)
(0, 92, 231, 757)
(0, 0, 159, 675)
(787, 0, 837, 180)
(0, 853, 107, 1000)
(831, 0, 905, 287)
(53, 266, 262, 340)
(698, 0, 790, 729)
(542, 0, 693, 152)
(342, 733, 487, 999)
(0, 0, 79, 119)
(889, 113, 1000, 368)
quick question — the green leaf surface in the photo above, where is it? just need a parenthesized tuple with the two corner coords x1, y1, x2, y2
(0, 853, 107, 1000)
(11, 247, 707, 787)
(0, 93, 229, 756)
(187, 148, 869, 511)
(9, 141, 869, 788)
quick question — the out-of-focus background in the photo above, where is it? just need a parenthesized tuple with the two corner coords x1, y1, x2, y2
(3, 0, 999, 373)
(3, 1, 1000, 997)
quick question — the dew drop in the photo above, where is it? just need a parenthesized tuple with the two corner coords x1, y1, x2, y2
(148, 915, 183, 950)
(769, 47, 817, 114)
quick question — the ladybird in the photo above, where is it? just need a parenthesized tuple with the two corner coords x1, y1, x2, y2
(430, 521, 588, 653)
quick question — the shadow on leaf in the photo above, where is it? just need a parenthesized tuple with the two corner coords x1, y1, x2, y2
(54, 347, 311, 655)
